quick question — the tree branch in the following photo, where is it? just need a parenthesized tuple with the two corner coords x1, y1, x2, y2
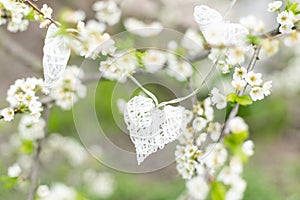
(24, 0, 60, 26)
(218, 45, 262, 142)
(27, 105, 51, 200)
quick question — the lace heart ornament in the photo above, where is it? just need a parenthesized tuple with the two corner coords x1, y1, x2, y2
(43, 24, 71, 91)
(124, 95, 185, 165)
(193, 5, 249, 47)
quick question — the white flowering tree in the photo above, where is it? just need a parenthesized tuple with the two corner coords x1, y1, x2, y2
(0, 0, 299, 199)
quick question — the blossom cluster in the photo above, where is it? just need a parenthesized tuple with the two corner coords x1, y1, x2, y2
(267, 1, 297, 34)
(176, 106, 254, 200)
(99, 49, 194, 83)
(72, 20, 116, 59)
(50, 66, 86, 110)
(92, 0, 121, 26)
(231, 67, 272, 101)
(1, 77, 46, 122)
(0, 0, 30, 32)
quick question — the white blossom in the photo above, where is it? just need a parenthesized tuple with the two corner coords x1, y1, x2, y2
(142, 50, 167, 73)
(260, 39, 280, 57)
(87, 172, 115, 198)
(217, 60, 230, 74)
(99, 52, 137, 82)
(186, 176, 209, 200)
(203, 143, 227, 168)
(277, 11, 295, 33)
(225, 176, 247, 200)
(167, 60, 193, 81)
(1, 107, 14, 122)
(239, 15, 265, 35)
(262, 81, 272, 96)
(196, 133, 208, 146)
(41, 4, 53, 19)
(279, 23, 294, 34)
(73, 20, 116, 59)
(192, 117, 207, 132)
(277, 11, 295, 25)
(250, 87, 264, 101)
(37, 185, 50, 198)
(242, 140, 254, 156)
(181, 29, 203, 55)
(93, 0, 121, 26)
(207, 122, 221, 142)
(19, 116, 46, 140)
(117, 99, 127, 115)
(210, 88, 227, 109)
(227, 47, 246, 65)
(124, 18, 163, 37)
(61, 10, 86, 24)
(267, 1, 283, 12)
(233, 67, 247, 80)
(8, 163, 22, 178)
(232, 79, 247, 91)
(50, 66, 86, 110)
(39, 183, 77, 200)
(245, 71, 262, 86)
(228, 117, 248, 133)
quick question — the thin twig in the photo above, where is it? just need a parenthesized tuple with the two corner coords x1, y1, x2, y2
(27, 105, 51, 200)
(217, 46, 261, 142)
(24, 0, 60, 26)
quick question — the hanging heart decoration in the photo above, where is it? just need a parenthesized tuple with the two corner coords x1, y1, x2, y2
(43, 24, 71, 91)
(124, 95, 185, 165)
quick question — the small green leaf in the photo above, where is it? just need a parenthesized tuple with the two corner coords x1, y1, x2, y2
(289, 3, 299, 12)
(224, 131, 249, 162)
(0, 176, 18, 189)
(135, 51, 146, 69)
(24, 10, 35, 20)
(225, 131, 249, 144)
(211, 181, 226, 200)
(247, 35, 261, 45)
(20, 139, 35, 154)
(226, 93, 237, 103)
(294, 10, 300, 15)
(236, 95, 253, 106)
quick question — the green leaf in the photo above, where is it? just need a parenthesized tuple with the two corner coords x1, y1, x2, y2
(224, 131, 249, 145)
(224, 131, 249, 162)
(236, 95, 253, 106)
(24, 9, 35, 20)
(247, 35, 261, 45)
(20, 139, 35, 154)
(0, 176, 18, 189)
(135, 51, 146, 69)
(294, 10, 300, 15)
(226, 93, 237, 103)
(289, 3, 299, 12)
(211, 181, 226, 200)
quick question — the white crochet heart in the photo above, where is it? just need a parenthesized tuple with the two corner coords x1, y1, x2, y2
(193, 5, 222, 31)
(124, 95, 185, 165)
(193, 5, 249, 47)
(43, 24, 71, 91)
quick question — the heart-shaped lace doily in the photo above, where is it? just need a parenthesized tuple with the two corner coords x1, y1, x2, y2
(43, 24, 71, 90)
(124, 95, 185, 165)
